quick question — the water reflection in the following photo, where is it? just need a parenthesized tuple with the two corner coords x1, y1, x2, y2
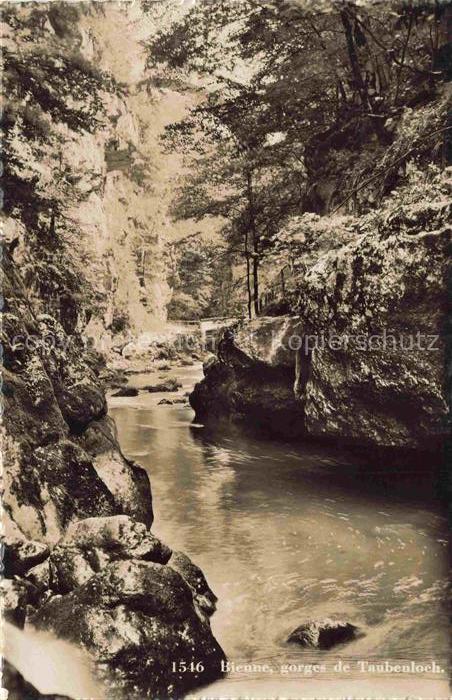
(110, 365, 449, 697)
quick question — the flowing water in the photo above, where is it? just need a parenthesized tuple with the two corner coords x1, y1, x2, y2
(110, 364, 450, 699)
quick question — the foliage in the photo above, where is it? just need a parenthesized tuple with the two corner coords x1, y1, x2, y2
(2, 5, 121, 327)
(167, 236, 243, 319)
(269, 163, 450, 292)
(2, 6, 119, 226)
(148, 0, 449, 316)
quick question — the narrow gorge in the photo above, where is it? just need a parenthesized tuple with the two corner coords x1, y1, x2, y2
(2, 2, 450, 700)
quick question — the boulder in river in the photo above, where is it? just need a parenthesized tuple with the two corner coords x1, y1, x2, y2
(179, 358, 195, 367)
(32, 560, 226, 698)
(190, 188, 450, 451)
(191, 359, 306, 440)
(111, 387, 139, 397)
(144, 378, 182, 393)
(287, 619, 361, 649)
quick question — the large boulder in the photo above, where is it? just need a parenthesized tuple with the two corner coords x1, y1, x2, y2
(190, 360, 306, 440)
(293, 216, 450, 449)
(190, 187, 450, 450)
(233, 316, 301, 367)
(3, 435, 120, 544)
(32, 560, 226, 698)
(77, 416, 153, 527)
(48, 516, 171, 594)
(2, 365, 68, 447)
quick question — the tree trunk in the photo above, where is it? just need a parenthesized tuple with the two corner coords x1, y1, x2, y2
(244, 229, 252, 320)
(280, 268, 286, 297)
(246, 169, 260, 317)
(340, 7, 370, 111)
(252, 253, 259, 316)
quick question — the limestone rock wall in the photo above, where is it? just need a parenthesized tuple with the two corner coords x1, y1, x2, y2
(296, 215, 449, 449)
(2, 251, 225, 697)
(2, 250, 154, 543)
(3, 1, 174, 346)
(191, 170, 450, 451)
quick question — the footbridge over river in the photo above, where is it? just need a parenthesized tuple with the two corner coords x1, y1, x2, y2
(168, 316, 243, 353)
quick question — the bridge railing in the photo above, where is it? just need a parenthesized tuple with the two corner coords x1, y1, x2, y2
(259, 265, 297, 313)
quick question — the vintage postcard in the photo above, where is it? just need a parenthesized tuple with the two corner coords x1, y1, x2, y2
(1, 1, 450, 699)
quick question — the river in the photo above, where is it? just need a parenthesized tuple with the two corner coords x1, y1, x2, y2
(110, 363, 450, 699)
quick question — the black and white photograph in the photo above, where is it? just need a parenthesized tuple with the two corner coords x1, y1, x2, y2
(1, 1, 451, 698)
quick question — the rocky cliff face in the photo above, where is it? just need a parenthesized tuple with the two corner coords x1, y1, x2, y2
(3, 2, 178, 346)
(2, 251, 225, 697)
(191, 168, 450, 451)
(2, 3, 224, 698)
(2, 5, 226, 694)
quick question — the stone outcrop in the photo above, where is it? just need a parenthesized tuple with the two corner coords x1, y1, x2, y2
(2, 253, 225, 698)
(32, 559, 226, 699)
(190, 178, 450, 451)
(191, 359, 306, 439)
(77, 416, 153, 527)
(2, 252, 153, 543)
(48, 515, 172, 594)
